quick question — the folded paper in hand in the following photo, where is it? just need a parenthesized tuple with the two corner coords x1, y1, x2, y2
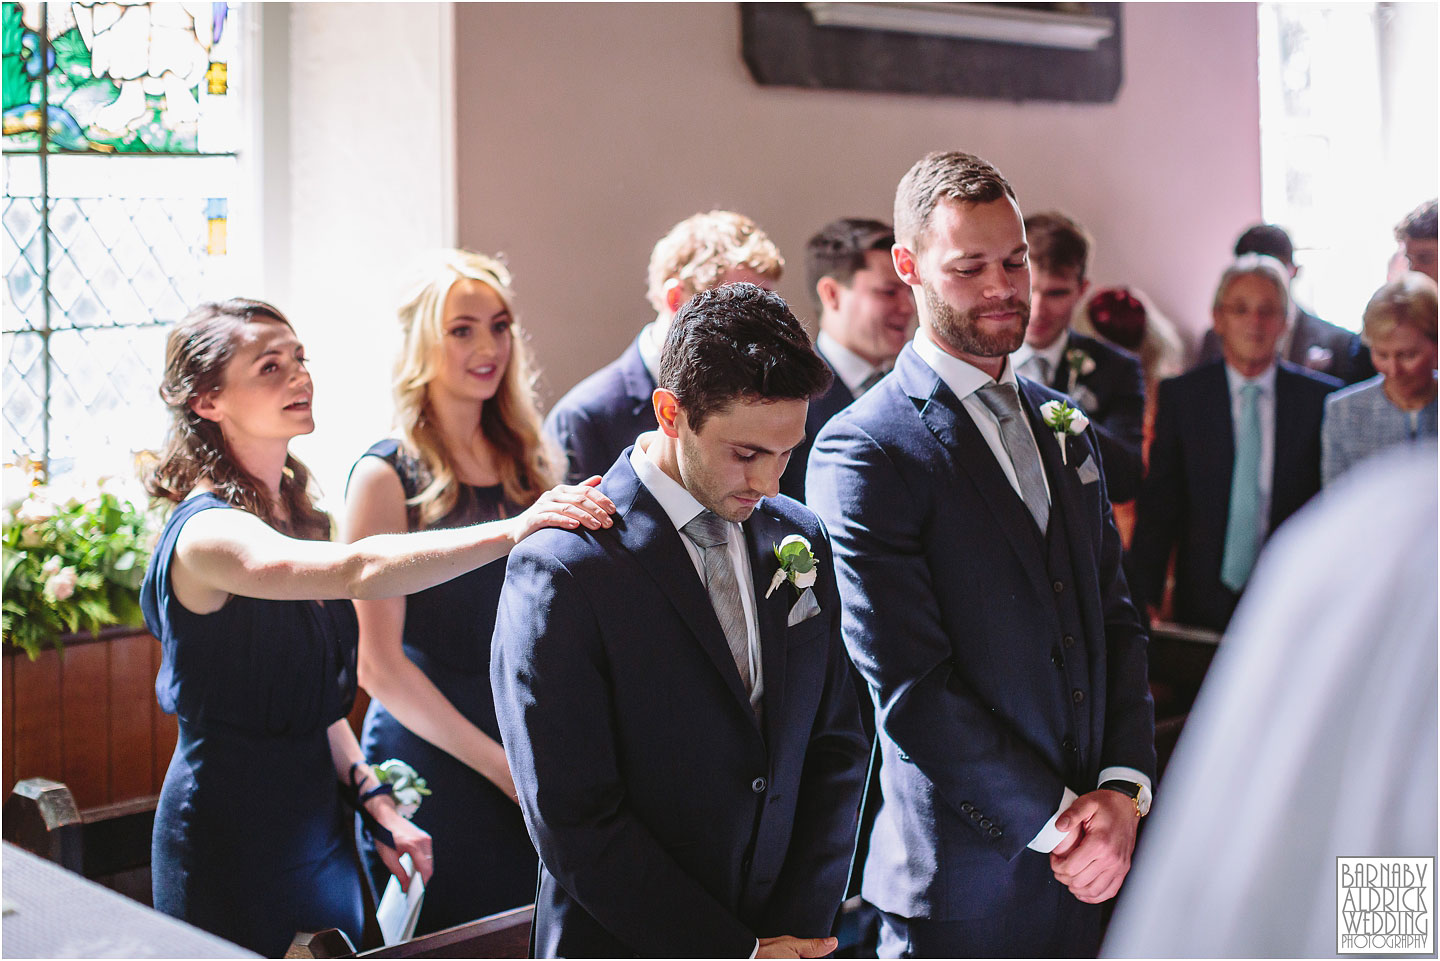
(377, 853, 426, 945)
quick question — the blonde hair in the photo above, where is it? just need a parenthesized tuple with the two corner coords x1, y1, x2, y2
(645, 210, 783, 313)
(391, 250, 558, 526)
(1361, 272, 1439, 347)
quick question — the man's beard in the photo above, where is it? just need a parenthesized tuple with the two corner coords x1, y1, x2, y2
(923, 282, 1030, 358)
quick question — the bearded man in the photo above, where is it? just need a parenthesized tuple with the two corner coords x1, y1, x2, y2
(806, 151, 1156, 958)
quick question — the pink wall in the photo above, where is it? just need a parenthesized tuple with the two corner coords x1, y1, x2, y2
(455, 2, 1261, 406)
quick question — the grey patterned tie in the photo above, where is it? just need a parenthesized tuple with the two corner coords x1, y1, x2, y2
(1022, 355, 1053, 387)
(857, 369, 885, 396)
(977, 383, 1050, 534)
(681, 511, 753, 695)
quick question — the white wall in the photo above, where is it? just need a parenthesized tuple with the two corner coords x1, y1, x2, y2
(264, 2, 456, 509)
(453, 2, 1263, 406)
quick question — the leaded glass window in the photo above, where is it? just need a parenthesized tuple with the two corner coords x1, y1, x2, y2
(2, 1, 243, 478)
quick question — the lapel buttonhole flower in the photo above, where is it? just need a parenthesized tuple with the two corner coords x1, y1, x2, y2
(1039, 400, 1089, 466)
(766, 533, 817, 599)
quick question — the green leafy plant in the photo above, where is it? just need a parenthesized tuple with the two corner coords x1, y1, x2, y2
(2, 466, 162, 659)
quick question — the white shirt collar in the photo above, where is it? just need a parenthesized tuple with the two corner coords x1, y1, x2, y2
(912, 327, 1018, 400)
(629, 431, 707, 532)
(636, 321, 664, 384)
(817, 330, 886, 397)
(1224, 361, 1278, 397)
(1012, 330, 1069, 377)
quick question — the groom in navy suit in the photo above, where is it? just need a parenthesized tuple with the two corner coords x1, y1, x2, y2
(493, 283, 867, 958)
(808, 151, 1155, 957)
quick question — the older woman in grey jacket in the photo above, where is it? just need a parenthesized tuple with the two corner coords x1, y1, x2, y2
(1321, 273, 1437, 486)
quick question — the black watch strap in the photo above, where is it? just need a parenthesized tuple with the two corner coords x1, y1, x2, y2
(1099, 778, 1141, 799)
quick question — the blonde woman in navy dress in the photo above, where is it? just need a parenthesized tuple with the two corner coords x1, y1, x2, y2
(343, 251, 595, 932)
(142, 299, 614, 956)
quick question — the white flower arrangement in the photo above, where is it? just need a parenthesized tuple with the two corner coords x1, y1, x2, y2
(372, 759, 432, 819)
(1039, 400, 1090, 466)
(765, 534, 817, 599)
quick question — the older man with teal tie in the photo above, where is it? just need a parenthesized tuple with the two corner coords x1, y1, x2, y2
(1129, 254, 1341, 632)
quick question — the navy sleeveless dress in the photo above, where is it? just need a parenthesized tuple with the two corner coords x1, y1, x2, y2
(143, 493, 363, 957)
(353, 440, 537, 933)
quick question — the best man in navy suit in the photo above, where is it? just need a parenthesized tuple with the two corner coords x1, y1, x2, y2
(1011, 212, 1146, 504)
(1130, 254, 1341, 633)
(493, 283, 867, 958)
(544, 211, 785, 484)
(808, 151, 1156, 958)
(779, 218, 914, 503)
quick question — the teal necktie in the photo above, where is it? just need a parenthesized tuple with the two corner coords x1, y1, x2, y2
(1220, 383, 1263, 592)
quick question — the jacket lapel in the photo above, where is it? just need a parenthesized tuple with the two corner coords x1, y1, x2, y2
(745, 506, 789, 745)
(896, 349, 1052, 600)
(604, 457, 755, 714)
(1270, 366, 1301, 532)
(1019, 379, 1093, 571)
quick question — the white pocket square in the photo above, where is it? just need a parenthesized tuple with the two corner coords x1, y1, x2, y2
(787, 588, 821, 627)
(1077, 455, 1101, 485)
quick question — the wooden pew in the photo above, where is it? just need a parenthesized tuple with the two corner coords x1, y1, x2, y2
(1147, 621, 1221, 779)
(2, 777, 159, 904)
(286, 905, 534, 959)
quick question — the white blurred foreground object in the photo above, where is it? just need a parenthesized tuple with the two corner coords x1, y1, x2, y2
(376, 853, 426, 946)
(1105, 442, 1438, 958)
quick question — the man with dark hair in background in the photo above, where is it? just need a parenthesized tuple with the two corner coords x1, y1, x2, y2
(1196, 222, 1374, 384)
(780, 217, 914, 501)
(1395, 199, 1438, 282)
(1011, 211, 1145, 503)
(493, 283, 867, 958)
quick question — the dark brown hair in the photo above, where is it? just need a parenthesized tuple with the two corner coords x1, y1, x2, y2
(658, 283, 832, 433)
(1396, 200, 1438, 242)
(146, 298, 330, 540)
(1025, 211, 1093, 279)
(805, 218, 896, 306)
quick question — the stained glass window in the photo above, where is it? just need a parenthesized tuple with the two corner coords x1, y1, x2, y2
(2, 1, 242, 478)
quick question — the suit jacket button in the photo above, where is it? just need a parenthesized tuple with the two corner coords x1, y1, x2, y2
(961, 801, 974, 813)
(1051, 650, 1064, 667)
(1053, 580, 1064, 593)
(752, 777, 767, 794)
(1062, 737, 1077, 752)
(1062, 634, 1076, 648)
(988, 827, 1002, 838)
(979, 818, 992, 829)
(1072, 689, 1084, 704)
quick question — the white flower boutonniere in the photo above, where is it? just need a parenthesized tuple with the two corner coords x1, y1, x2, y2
(765, 533, 817, 599)
(1065, 347, 1096, 394)
(372, 759, 432, 819)
(1040, 400, 1089, 466)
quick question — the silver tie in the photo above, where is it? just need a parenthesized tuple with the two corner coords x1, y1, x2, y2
(681, 511, 752, 694)
(977, 383, 1050, 535)
(1023, 355, 1053, 386)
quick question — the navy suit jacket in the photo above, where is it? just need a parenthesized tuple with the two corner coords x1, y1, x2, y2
(1040, 331, 1145, 504)
(1128, 360, 1341, 632)
(491, 452, 867, 957)
(543, 337, 657, 484)
(1197, 308, 1375, 385)
(807, 344, 1154, 922)
(778, 348, 856, 503)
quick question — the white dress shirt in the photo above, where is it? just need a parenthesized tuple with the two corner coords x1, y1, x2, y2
(817, 330, 885, 399)
(637, 321, 663, 384)
(630, 434, 764, 713)
(1223, 362, 1277, 534)
(911, 330, 1151, 851)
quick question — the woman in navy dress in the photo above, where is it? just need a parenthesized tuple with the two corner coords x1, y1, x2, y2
(343, 251, 593, 932)
(142, 299, 614, 956)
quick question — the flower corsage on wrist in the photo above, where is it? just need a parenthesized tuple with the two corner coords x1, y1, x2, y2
(347, 758, 431, 847)
(1039, 400, 1089, 465)
(765, 534, 817, 599)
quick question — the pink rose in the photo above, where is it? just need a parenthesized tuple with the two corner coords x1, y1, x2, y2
(45, 566, 78, 602)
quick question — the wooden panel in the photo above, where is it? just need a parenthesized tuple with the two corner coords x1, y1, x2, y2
(151, 639, 178, 794)
(60, 641, 111, 809)
(12, 649, 64, 787)
(4, 654, 16, 797)
(108, 633, 156, 802)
